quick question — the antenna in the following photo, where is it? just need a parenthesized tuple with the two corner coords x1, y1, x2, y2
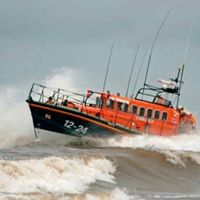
(176, 22, 194, 108)
(125, 45, 139, 97)
(131, 49, 147, 97)
(183, 22, 194, 64)
(143, 9, 171, 88)
(102, 44, 114, 92)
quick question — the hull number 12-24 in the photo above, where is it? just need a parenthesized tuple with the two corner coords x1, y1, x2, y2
(64, 120, 88, 134)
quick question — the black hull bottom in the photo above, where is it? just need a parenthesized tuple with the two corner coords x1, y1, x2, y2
(28, 102, 137, 138)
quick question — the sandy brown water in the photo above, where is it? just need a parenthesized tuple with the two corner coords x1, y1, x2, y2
(1, 135, 200, 200)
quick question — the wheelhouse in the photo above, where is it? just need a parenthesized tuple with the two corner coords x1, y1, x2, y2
(93, 90, 179, 136)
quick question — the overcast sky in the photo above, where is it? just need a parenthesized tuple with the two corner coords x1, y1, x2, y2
(0, 0, 200, 113)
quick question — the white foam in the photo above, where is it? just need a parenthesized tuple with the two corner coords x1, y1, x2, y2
(104, 132, 200, 152)
(0, 156, 116, 194)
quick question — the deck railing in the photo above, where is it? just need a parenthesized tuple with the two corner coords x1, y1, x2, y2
(27, 83, 98, 107)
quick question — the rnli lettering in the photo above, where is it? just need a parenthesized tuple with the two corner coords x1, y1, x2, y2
(136, 116, 153, 123)
(64, 120, 88, 134)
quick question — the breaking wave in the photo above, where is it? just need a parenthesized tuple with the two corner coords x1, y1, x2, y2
(71, 136, 200, 168)
(0, 156, 116, 194)
(73, 131, 200, 155)
(104, 132, 200, 152)
(71, 133, 200, 168)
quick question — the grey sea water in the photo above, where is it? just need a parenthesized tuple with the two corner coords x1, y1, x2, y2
(1, 133, 200, 200)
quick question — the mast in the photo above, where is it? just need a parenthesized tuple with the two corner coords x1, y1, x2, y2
(102, 44, 114, 92)
(125, 45, 139, 97)
(143, 10, 171, 89)
(176, 65, 184, 108)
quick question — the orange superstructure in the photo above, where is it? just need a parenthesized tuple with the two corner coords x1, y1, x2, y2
(75, 65, 196, 136)
(76, 90, 195, 136)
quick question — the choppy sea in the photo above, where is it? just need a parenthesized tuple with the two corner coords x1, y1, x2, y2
(1, 133, 200, 200)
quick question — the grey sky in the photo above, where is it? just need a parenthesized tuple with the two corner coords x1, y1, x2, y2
(0, 0, 200, 113)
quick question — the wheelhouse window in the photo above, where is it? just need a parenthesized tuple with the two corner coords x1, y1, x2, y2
(139, 107, 145, 117)
(162, 112, 168, 121)
(122, 103, 129, 112)
(147, 109, 153, 118)
(154, 110, 160, 119)
(106, 99, 114, 109)
(132, 105, 137, 114)
(117, 102, 123, 111)
(118, 102, 129, 112)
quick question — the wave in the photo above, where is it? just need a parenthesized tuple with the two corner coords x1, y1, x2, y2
(1, 148, 200, 198)
(77, 132, 200, 152)
(116, 148, 200, 168)
(108, 149, 200, 193)
(0, 156, 116, 195)
(72, 134, 200, 167)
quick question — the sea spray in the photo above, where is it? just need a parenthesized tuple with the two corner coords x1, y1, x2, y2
(0, 66, 82, 148)
(42, 67, 81, 92)
(0, 86, 33, 148)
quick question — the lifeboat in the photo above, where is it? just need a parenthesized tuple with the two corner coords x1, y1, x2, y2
(26, 65, 196, 139)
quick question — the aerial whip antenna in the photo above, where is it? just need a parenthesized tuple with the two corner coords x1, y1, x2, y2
(183, 22, 194, 64)
(176, 22, 194, 108)
(131, 49, 147, 97)
(102, 44, 114, 92)
(143, 9, 171, 88)
(125, 45, 139, 97)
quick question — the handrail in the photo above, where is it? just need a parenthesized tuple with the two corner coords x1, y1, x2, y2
(27, 83, 87, 106)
